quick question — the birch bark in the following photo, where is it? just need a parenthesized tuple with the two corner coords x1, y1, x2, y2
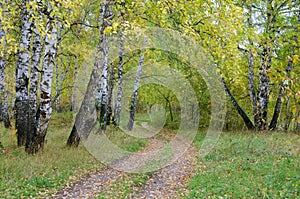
(0, 2, 10, 128)
(15, 1, 32, 145)
(114, 30, 124, 126)
(34, 20, 57, 151)
(25, 19, 43, 154)
(128, 38, 147, 130)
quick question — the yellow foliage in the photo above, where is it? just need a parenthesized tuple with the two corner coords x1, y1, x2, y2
(104, 27, 112, 34)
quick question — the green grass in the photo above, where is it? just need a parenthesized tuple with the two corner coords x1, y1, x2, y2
(0, 113, 102, 198)
(188, 131, 300, 198)
(0, 112, 150, 198)
(106, 127, 148, 152)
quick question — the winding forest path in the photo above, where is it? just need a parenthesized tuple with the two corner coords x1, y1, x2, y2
(49, 123, 198, 199)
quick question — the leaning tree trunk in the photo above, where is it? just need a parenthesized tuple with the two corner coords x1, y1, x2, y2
(0, 2, 11, 128)
(269, 58, 293, 130)
(114, 29, 124, 126)
(67, 70, 100, 147)
(270, 13, 298, 131)
(128, 38, 147, 130)
(25, 20, 42, 154)
(15, 3, 32, 146)
(219, 72, 255, 130)
(67, 0, 111, 146)
(32, 21, 57, 152)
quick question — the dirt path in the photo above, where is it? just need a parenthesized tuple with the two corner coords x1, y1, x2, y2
(49, 123, 197, 199)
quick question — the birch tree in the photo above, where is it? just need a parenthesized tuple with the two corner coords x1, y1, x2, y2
(114, 29, 124, 126)
(0, 2, 10, 128)
(15, 0, 32, 146)
(97, 0, 113, 131)
(35, 19, 57, 151)
(25, 16, 43, 153)
(127, 38, 147, 131)
(219, 0, 299, 131)
(67, 0, 112, 146)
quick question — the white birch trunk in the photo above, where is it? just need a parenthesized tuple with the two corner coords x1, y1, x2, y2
(15, 2, 32, 145)
(36, 21, 57, 151)
(128, 38, 147, 130)
(25, 19, 42, 154)
(257, 48, 271, 131)
(0, 4, 10, 128)
(97, 0, 112, 130)
(114, 30, 124, 126)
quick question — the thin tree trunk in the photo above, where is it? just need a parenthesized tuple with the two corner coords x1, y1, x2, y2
(55, 56, 71, 112)
(128, 38, 147, 130)
(25, 19, 43, 154)
(219, 72, 255, 130)
(32, 20, 57, 152)
(70, 56, 79, 111)
(55, 60, 61, 111)
(269, 59, 292, 130)
(107, 63, 115, 125)
(0, 2, 10, 128)
(114, 29, 124, 126)
(67, 69, 100, 147)
(15, 2, 32, 146)
(284, 98, 292, 131)
(54, 27, 64, 112)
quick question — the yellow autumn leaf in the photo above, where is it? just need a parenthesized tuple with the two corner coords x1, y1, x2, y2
(104, 27, 112, 34)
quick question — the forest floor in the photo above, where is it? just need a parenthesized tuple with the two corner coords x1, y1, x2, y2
(1, 113, 299, 198)
(49, 122, 198, 199)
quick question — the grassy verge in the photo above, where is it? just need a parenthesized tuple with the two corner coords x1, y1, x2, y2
(93, 127, 299, 198)
(0, 112, 149, 198)
(0, 115, 101, 198)
(188, 131, 300, 198)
